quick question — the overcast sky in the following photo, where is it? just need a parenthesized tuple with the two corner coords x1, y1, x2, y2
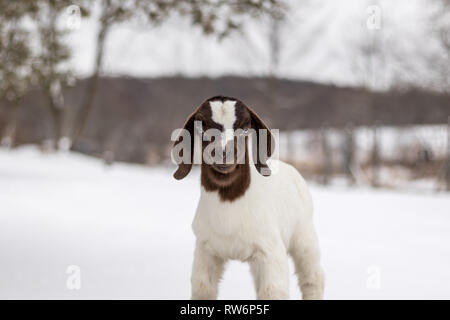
(63, 0, 429, 87)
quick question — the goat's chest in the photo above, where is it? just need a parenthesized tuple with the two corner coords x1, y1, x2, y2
(192, 188, 278, 260)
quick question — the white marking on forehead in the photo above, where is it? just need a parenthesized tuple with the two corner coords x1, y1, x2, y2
(209, 100, 236, 130)
(209, 100, 237, 147)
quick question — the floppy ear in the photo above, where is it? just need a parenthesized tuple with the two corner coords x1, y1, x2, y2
(247, 105, 275, 176)
(172, 108, 199, 180)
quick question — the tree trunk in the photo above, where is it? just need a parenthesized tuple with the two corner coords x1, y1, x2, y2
(46, 91, 64, 150)
(50, 107, 63, 149)
(371, 123, 380, 187)
(343, 123, 356, 185)
(446, 116, 450, 191)
(320, 125, 332, 185)
(71, 2, 111, 147)
(1, 100, 20, 148)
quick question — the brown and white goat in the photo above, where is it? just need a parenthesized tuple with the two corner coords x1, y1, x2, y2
(172, 96, 324, 300)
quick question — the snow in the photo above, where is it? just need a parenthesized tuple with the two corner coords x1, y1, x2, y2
(1, 146, 450, 299)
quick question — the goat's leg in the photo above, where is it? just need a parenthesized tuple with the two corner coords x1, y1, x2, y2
(290, 224, 324, 300)
(191, 242, 225, 300)
(249, 248, 289, 300)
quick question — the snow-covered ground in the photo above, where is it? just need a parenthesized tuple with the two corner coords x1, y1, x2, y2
(1, 146, 450, 299)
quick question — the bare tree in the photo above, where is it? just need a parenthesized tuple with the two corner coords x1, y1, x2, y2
(70, 0, 126, 145)
(268, 12, 282, 77)
(350, 21, 386, 91)
(343, 123, 356, 185)
(422, 0, 450, 189)
(426, 0, 450, 93)
(0, 1, 37, 147)
(371, 122, 380, 187)
(386, 0, 450, 92)
(233, 0, 319, 77)
(446, 116, 450, 191)
(32, 1, 76, 149)
(347, 2, 387, 185)
(320, 125, 332, 185)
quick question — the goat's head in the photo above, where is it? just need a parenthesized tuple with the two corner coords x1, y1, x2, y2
(172, 96, 275, 188)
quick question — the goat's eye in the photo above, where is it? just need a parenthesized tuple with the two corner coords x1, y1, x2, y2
(239, 128, 249, 136)
(235, 128, 248, 137)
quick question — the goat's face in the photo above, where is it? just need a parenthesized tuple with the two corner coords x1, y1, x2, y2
(172, 96, 275, 185)
(196, 98, 250, 177)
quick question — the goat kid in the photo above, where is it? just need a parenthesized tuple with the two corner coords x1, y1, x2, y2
(172, 96, 324, 300)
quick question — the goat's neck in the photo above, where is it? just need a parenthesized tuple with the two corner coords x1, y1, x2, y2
(200, 161, 251, 202)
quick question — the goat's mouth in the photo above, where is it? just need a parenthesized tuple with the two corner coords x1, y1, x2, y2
(212, 163, 236, 174)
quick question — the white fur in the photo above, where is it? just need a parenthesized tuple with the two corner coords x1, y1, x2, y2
(209, 100, 236, 146)
(190, 160, 324, 300)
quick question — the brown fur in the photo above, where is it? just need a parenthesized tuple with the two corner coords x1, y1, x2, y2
(173, 95, 274, 202)
(201, 142, 251, 202)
